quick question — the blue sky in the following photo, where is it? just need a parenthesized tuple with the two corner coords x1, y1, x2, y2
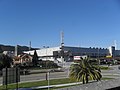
(0, 0, 120, 49)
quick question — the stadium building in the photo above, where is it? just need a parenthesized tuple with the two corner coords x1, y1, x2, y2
(24, 45, 120, 63)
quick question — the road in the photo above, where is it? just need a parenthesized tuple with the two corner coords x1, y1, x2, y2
(0, 65, 120, 85)
(0, 71, 68, 85)
(20, 71, 68, 83)
(101, 65, 120, 78)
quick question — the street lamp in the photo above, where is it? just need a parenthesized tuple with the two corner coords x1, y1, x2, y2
(43, 46, 49, 66)
(60, 46, 64, 67)
(97, 48, 100, 65)
(47, 71, 50, 90)
(43, 46, 49, 80)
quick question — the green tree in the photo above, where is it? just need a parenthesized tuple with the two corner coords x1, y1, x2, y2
(0, 54, 13, 70)
(32, 50, 38, 66)
(0, 61, 3, 70)
(69, 58, 102, 84)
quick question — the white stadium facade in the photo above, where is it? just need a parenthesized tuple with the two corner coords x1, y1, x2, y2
(24, 45, 120, 63)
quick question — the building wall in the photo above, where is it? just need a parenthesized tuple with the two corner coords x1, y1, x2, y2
(64, 46, 109, 57)
(108, 46, 115, 56)
(115, 50, 120, 56)
(24, 46, 118, 62)
(36, 47, 60, 56)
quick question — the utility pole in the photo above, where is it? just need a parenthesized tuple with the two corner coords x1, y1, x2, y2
(15, 45, 18, 56)
(29, 41, 31, 51)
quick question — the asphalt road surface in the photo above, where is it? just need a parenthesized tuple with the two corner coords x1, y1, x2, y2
(0, 71, 68, 85)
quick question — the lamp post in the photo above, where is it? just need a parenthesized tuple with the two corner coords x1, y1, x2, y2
(45, 46, 49, 67)
(97, 48, 100, 65)
(43, 46, 49, 80)
(16, 66, 19, 90)
(47, 71, 50, 90)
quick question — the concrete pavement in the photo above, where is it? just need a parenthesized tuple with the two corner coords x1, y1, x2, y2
(58, 79, 120, 90)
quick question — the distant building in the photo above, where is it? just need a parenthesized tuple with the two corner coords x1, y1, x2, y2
(108, 46, 115, 57)
(3, 51, 15, 57)
(13, 54, 33, 66)
(24, 45, 120, 63)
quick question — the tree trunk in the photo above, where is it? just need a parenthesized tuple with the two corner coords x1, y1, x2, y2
(86, 75, 88, 83)
(83, 78, 85, 84)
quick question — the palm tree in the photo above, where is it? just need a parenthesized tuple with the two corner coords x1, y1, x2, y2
(69, 58, 102, 84)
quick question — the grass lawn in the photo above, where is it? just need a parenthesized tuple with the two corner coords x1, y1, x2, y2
(100, 66, 111, 70)
(39, 77, 114, 90)
(0, 77, 113, 90)
(0, 78, 76, 90)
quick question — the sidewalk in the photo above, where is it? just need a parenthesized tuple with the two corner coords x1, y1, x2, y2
(31, 82, 82, 89)
(30, 79, 120, 90)
(58, 79, 120, 90)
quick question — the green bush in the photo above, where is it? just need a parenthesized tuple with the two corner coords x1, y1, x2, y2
(100, 66, 110, 70)
(38, 60, 59, 69)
